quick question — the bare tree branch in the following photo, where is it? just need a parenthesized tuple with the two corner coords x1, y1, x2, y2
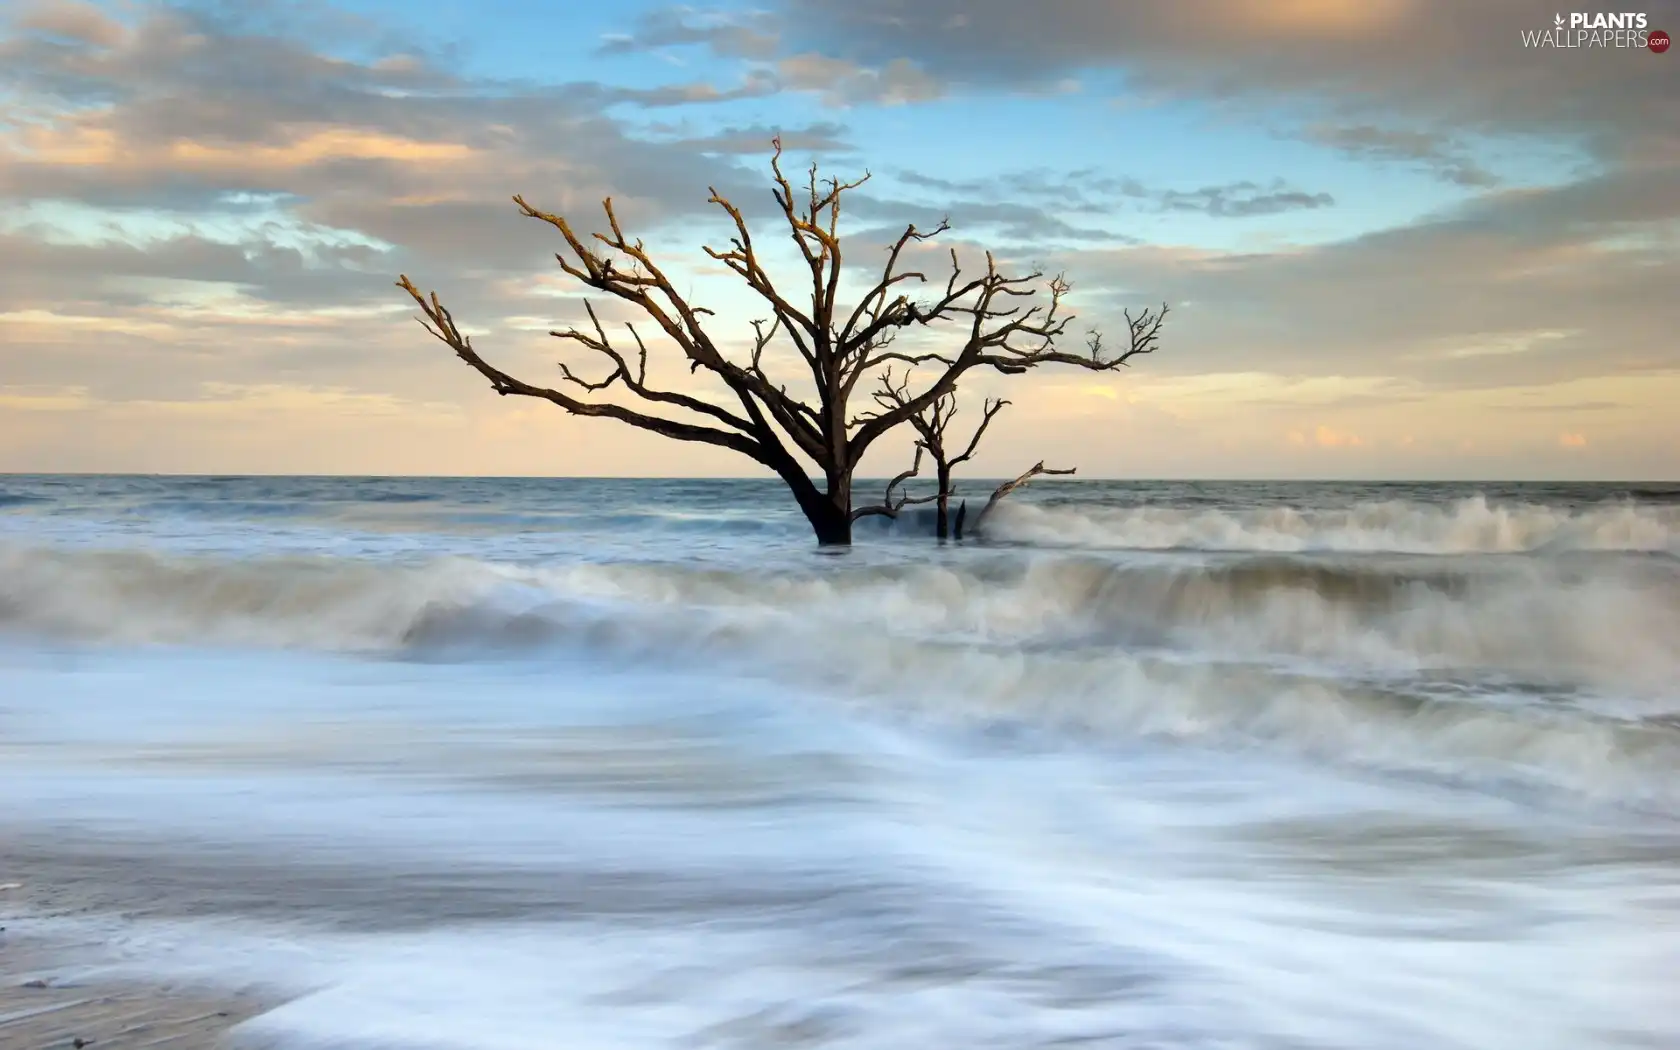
(866, 371, 1063, 539)
(396, 276, 765, 462)
(970, 461, 1078, 536)
(949, 397, 1009, 468)
(843, 267, 1169, 470)
(850, 445, 930, 522)
(515, 193, 831, 466)
(547, 301, 756, 431)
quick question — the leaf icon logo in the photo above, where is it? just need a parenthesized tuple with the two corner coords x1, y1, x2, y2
(1554, 12, 1565, 26)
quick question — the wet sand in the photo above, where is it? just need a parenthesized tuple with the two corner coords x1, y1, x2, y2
(1, 871, 268, 1050)
(0, 977, 260, 1050)
(0, 826, 837, 1050)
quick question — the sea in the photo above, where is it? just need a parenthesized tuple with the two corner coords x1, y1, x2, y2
(2, 474, 1678, 1050)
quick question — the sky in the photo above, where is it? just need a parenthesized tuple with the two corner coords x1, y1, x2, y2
(0, 0, 1675, 480)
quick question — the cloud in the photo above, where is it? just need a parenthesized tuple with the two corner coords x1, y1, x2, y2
(1287, 424, 1365, 448)
(1314, 424, 1364, 448)
(847, 194, 1135, 243)
(0, 1, 816, 435)
(597, 72, 782, 107)
(1155, 180, 1335, 217)
(654, 121, 853, 154)
(0, 7, 796, 276)
(1497, 399, 1622, 413)
(1306, 124, 1501, 187)
(1559, 431, 1588, 448)
(593, 7, 944, 106)
(0, 225, 392, 317)
(771, 0, 1679, 162)
(0, 384, 95, 412)
(1067, 163, 1680, 390)
(13, 0, 125, 48)
(598, 8, 781, 60)
(773, 53, 944, 106)
(894, 167, 1336, 219)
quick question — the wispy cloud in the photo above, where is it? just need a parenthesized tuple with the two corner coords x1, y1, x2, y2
(1307, 124, 1501, 188)
(896, 168, 1336, 219)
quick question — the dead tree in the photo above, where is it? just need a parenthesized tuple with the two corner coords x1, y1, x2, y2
(862, 372, 1075, 539)
(398, 140, 1166, 546)
(867, 372, 1001, 539)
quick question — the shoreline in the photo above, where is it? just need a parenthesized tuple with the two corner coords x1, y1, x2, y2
(2, 878, 272, 1050)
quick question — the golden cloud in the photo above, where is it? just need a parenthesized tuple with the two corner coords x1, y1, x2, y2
(1283, 427, 1366, 448)
(0, 384, 94, 412)
(10, 122, 474, 171)
(172, 129, 473, 167)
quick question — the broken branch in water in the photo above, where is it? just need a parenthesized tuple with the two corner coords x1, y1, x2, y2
(961, 461, 1077, 538)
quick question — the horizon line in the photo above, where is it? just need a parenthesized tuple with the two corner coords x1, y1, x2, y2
(4, 472, 1676, 485)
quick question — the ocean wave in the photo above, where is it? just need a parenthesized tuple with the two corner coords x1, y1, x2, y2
(3, 541, 1676, 691)
(978, 495, 1680, 555)
(2, 541, 1679, 804)
(0, 544, 509, 652)
(4, 542, 1677, 670)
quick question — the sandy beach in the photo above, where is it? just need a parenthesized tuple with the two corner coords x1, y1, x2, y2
(2, 877, 266, 1050)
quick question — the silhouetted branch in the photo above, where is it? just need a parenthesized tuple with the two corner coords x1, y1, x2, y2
(397, 275, 764, 461)
(851, 446, 932, 521)
(969, 461, 1078, 536)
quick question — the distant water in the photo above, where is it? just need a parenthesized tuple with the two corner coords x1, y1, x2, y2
(2, 475, 1679, 1050)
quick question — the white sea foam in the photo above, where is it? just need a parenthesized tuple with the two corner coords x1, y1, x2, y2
(6, 738, 1675, 1050)
(2, 539, 1678, 806)
(980, 495, 1680, 554)
(22, 910, 1663, 1050)
(5, 538, 1676, 690)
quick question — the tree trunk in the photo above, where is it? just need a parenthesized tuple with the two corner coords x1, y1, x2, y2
(934, 464, 953, 539)
(768, 460, 854, 546)
(814, 471, 853, 546)
(806, 500, 852, 545)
